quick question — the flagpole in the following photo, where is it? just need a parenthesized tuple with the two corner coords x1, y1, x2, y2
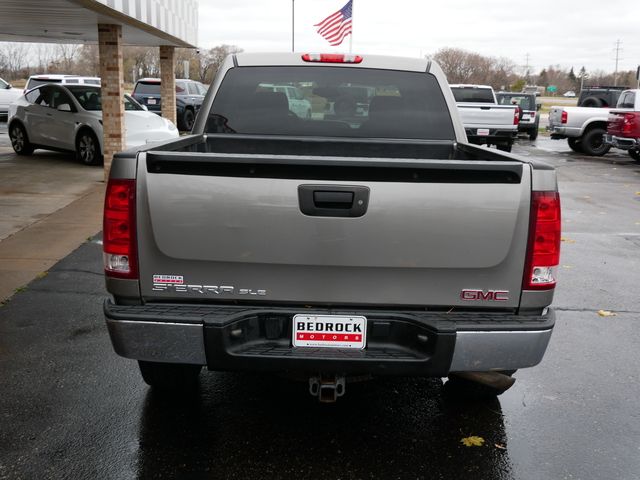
(349, 0, 353, 53)
(292, 0, 295, 52)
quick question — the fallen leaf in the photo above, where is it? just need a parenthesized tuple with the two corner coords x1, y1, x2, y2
(597, 310, 617, 317)
(461, 436, 485, 447)
(561, 237, 576, 243)
(494, 443, 507, 450)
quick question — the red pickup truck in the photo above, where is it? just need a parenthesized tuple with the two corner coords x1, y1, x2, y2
(604, 89, 640, 162)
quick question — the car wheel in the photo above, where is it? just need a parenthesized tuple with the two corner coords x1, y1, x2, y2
(76, 130, 102, 165)
(629, 149, 640, 162)
(567, 137, 583, 153)
(581, 96, 603, 108)
(496, 142, 512, 152)
(9, 123, 34, 155)
(529, 128, 538, 141)
(580, 128, 611, 156)
(138, 360, 202, 390)
(180, 109, 195, 131)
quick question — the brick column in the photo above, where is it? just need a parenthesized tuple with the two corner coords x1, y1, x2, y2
(98, 24, 125, 180)
(160, 46, 177, 126)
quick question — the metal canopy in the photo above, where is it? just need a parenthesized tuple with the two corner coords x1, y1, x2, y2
(0, 0, 197, 47)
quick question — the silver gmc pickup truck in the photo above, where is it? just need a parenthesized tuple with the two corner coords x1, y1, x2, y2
(103, 53, 561, 401)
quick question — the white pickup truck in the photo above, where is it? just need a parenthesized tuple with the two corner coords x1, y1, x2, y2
(450, 84, 519, 152)
(548, 105, 612, 156)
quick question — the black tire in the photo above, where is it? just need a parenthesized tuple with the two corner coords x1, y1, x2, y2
(581, 96, 603, 108)
(180, 109, 195, 131)
(580, 127, 611, 156)
(567, 137, 583, 153)
(9, 123, 34, 155)
(138, 361, 202, 390)
(76, 130, 102, 165)
(629, 149, 640, 162)
(496, 142, 512, 152)
(444, 370, 517, 400)
(529, 128, 538, 140)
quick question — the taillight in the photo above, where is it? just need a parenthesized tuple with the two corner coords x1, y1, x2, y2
(622, 112, 637, 135)
(523, 191, 561, 290)
(561, 111, 568, 124)
(514, 106, 520, 125)
(103, 178, 138, 279)
(530, 111, 536, 118)
(301, 53, 363, 63)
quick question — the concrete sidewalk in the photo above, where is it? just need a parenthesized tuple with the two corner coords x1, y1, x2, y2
(0, 145, 104, 302)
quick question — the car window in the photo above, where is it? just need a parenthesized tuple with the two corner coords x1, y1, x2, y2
(50, 87, 75, 110)
(25, 88, 41, 104)
(618, 92, 636, 109)
(197, 83, 208, 95)
(451, 87, 495, 103)
(0, 78, 8, 89)
(30, 86, 53, 107)
(176, 82, 186, 94)
(497, 95, 533, 110)
(133, 81, 160, 95)
(124, 95, 143, 111)
(187, 83, 199, 95)
(67, 86, 102, 111)
(65, 79, 79, 84)
(207, 66, 455, 140)
(84, 79, 100, 85)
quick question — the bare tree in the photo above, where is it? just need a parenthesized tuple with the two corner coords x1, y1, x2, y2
(0, 43, 32, 79)
(200, 44, 243, 84)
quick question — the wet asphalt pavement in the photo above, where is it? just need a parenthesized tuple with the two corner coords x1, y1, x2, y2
(1, 135, 640, 479)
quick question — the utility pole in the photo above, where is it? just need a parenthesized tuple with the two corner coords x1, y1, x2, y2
(614, 39, 622, 86)
(291, 0, 295, 52)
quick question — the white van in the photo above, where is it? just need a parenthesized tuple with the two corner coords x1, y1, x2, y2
(24, 75, 101, 92)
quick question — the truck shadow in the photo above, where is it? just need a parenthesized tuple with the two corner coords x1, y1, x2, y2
(136, 373, 513, 479)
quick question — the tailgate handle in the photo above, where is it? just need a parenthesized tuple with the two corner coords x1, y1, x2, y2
(299, 185, 370, 218)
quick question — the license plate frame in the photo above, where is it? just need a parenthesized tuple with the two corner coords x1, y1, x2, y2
(292, 314, 367, 349)
(477, 128, 490, 136)
(147, 98, 157, 105)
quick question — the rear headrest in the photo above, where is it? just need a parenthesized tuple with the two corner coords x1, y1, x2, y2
(253, 91, 289, 114)
(368, 96, 404, 116)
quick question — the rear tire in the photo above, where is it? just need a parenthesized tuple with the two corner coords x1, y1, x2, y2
(138, 361, 202, 390)
(180, 109, 195, 131)
(629, 149, 640, 162)
(568, 137, 583, 153)
(9, 123, 34, 155)
(580, 128, 611, 156)
(529, 128, 538, 141)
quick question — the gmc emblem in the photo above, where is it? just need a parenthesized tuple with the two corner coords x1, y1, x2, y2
(460, 289, 509, 301)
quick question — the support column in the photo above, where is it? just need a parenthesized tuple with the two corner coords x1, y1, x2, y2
(98, 24, 125, 180)
(159, 46, 177, 127)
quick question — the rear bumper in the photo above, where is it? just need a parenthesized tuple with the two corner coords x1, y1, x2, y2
(465, 128, 517, 145)
(104, 300, 554, 375)
(604, 134, 639, 150)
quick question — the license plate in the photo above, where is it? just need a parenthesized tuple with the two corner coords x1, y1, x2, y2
(522, 115, 531, 121)
(292, 314, 367, 349)
(147, 98, 157, 105)
(477, 128, 490, 136)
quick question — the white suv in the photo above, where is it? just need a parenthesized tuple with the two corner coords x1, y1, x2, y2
(24, 75, 101, 92)
(0, 77, 22, 117)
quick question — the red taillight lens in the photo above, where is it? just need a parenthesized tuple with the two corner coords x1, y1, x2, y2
(530, 111, 536, 118)
(103, 178, 137, 279)
(301, 53, 363, 63)
(622, 113, 637, 135)
(523, 191, 561, 290)
(561, 111, 568, 124)
(514, 107, 520, 125)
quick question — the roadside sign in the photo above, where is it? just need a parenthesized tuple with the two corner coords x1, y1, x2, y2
(547, 85, 557, 93)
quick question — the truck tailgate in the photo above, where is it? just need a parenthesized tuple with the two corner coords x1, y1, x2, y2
(457, 104, 517, 129)
(136, 153, 531, 308)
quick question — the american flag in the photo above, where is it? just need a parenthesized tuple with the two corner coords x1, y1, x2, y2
(314, 0, 353, 47)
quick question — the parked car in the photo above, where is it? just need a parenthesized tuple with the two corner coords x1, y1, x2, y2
(577, 86, 627, 108)
(131, 78, 206, 131)
(257, 83, 312, 118)
(8, 84, 178, 165)
(496, 92, 541, 140)
(103, 52, 560, 402)
(563, 91, 576, 98)
(0, 77, 22, 118)
(604, 89, 640, 162)
(450, 84, 519, 151)
(24, 74, 101, 92)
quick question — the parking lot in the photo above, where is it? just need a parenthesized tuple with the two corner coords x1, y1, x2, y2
(0, 119, 639, 479)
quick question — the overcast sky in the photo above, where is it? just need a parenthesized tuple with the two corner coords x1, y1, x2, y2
(198, 0, 640, 74)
